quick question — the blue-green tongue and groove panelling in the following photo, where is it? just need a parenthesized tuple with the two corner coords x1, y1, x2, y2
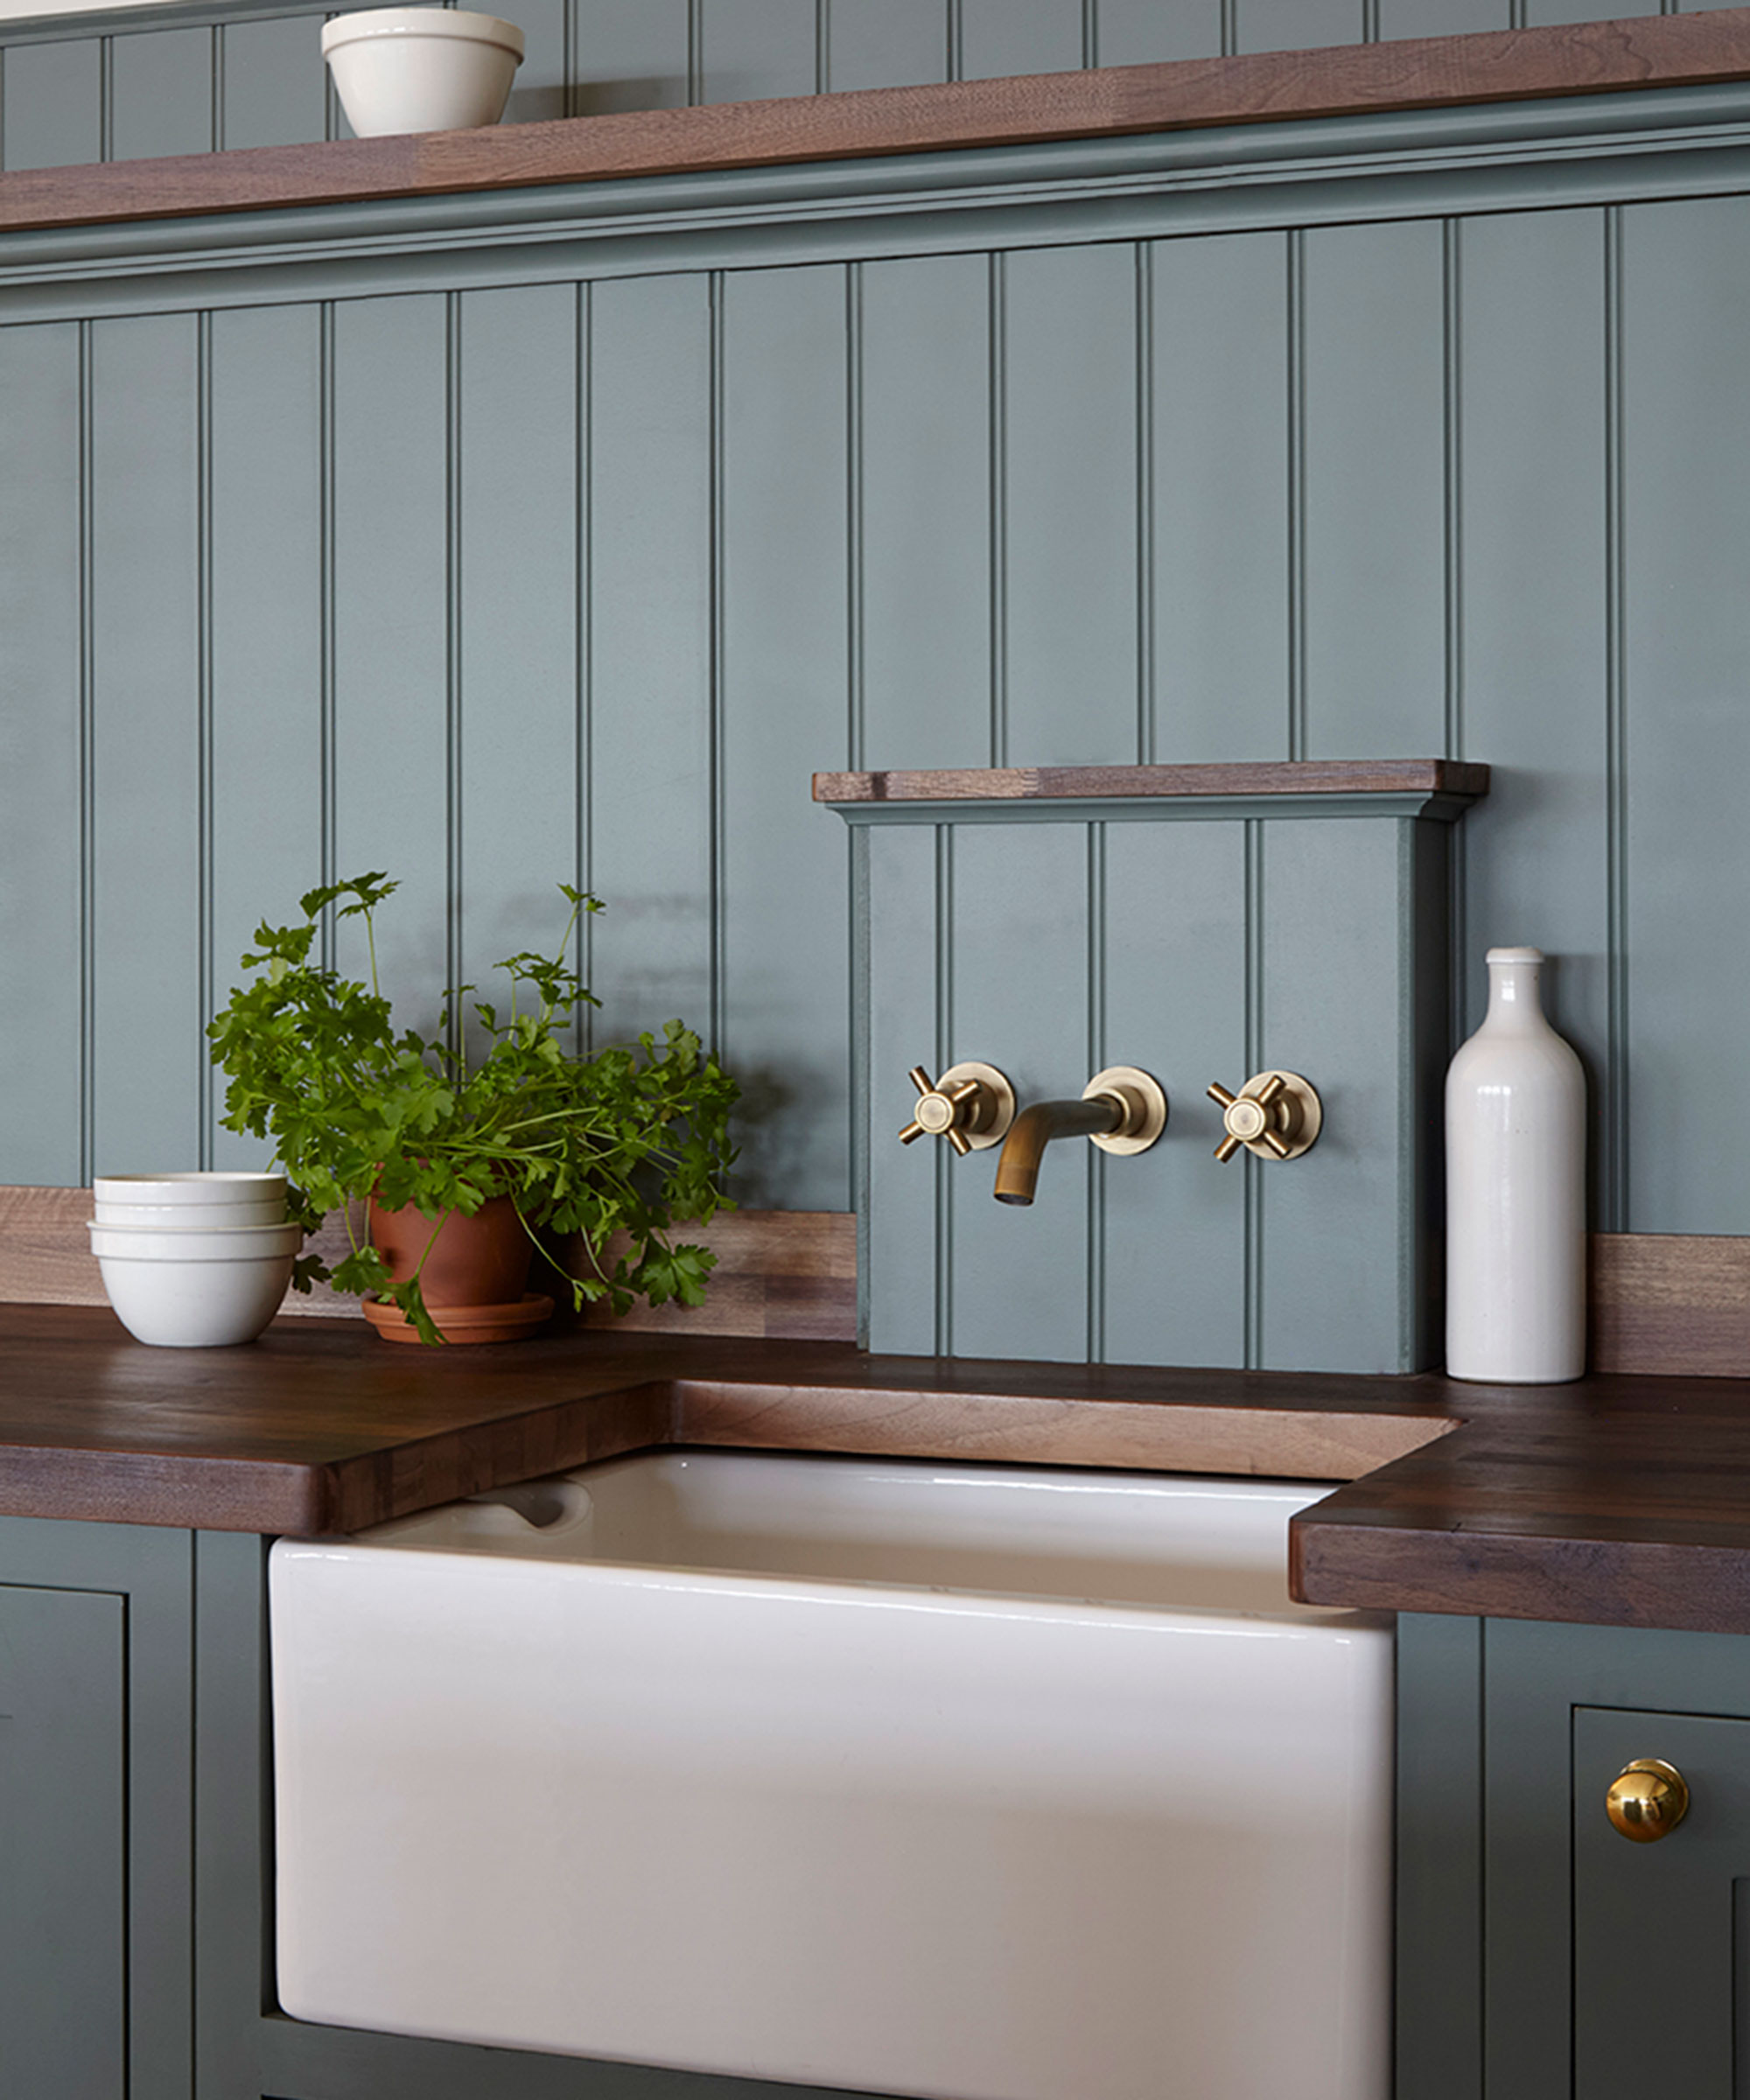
(843, 792, 1458, 1372)
(4, 0, 1750, 1374)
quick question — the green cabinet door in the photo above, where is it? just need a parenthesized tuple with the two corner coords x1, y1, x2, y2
(1574, 1706, 1750, 2100)
(0, 1582, 127, 2098)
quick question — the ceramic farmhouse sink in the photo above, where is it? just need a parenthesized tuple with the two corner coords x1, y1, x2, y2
(270, 1451, 1391, 2100)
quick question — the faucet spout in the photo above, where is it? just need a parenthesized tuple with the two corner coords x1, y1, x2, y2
(992, 1096, 1124, 1207)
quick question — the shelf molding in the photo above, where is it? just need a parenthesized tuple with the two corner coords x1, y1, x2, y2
(0, 10, 1747, 235)
(815, 760, 1491, 825)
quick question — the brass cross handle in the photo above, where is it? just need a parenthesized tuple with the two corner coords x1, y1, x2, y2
(1206, 1070, 1322, 1163)
(899, 1061, 1017, 1155)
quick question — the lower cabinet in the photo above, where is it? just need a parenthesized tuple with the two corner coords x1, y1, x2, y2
(22, 1522, 1750, 2100)
(1399, 1613, 1750, 2100)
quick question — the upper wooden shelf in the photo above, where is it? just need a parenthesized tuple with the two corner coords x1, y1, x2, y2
(1, 10, 1747, 236)
(814, 760, 1491, 805)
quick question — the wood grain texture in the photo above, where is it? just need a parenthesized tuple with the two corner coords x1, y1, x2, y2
(0, 1187, 855, 1343)
(1, 13, 1747, 233)
(1592, 1232, 1750, 1377)
(0, 1302, 1456, 1534)
(813, 759, 1492, 802)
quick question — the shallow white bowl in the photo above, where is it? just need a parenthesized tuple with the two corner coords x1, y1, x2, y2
(321, 8, 524, 137)
(89, 1221, 302, 1348)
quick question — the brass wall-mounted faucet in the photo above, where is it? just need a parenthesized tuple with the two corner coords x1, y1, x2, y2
(992, 1067, 1167, 1207)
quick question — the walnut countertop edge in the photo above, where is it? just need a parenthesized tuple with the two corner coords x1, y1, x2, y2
(4, 1303, 1748, 1636)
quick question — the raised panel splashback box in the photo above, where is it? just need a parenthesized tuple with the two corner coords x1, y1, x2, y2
(822, 762, 1484, 1374)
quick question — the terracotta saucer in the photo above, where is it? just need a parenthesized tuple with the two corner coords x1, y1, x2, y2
(360, 1292, 556, 1346)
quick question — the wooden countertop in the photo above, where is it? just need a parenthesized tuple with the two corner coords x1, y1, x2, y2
(5, 1302, 1750, 1636)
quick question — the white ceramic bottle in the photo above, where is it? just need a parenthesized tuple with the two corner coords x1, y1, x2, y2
(1445, 947, 1587, 1383)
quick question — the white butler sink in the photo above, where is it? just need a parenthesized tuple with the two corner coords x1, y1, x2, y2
(270, 1452, 1390, 2100)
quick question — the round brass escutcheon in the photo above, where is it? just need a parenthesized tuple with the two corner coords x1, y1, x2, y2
(1606, 1758, 1690, 1844)
(1082, 1067, 1168, 1156)
(898, 1060, 1018, 1154)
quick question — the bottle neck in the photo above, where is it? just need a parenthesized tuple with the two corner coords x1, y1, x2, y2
(1486, 960, 1546, 1030)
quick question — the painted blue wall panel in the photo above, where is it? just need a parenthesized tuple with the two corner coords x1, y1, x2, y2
(958, 0, 1083, 80)
(825, 0, 947, 91)
(1236, 0, 1362, 55)
(207, 303, 326, 1169)
(89, 315, 202, 1177)
(1000, 242, 1141, 767)
(219, 12, 328, 150)
(328, 295, 452, 1040)
(0, 323, 85, 1186)
(586, 273, 716, 1059)
(454, 284, 580, 1053)
(1379, 0, 1508, 33)
(858, 252, 992, 771)
(1097, 0, 1222, 65)
(1150, 229, 1290, 763)
(1454, 210, 1612, 1212)
(864, 823, 942, 1354)
(1621, 195, 1750, 1236)
(699, 0, 819, 102)
(502, 0, 569, 124)
(571, 0, 690, 114)
(109, 28, 214, 162)
(1301, 219, 1449, 760)
(1101, 820, 1248, 1368)
(948, 821, 1092, 1363)
(1259, 818, 1408, 1372)
(719, 264, 851, 1210)
(2, 38, 101, 171)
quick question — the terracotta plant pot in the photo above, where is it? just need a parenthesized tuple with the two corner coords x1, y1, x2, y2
(365, 1194, 549, 1342)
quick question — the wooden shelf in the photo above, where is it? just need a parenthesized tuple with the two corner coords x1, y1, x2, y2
(0, 10, 1746, 234)
(814, 759, 1490, 805)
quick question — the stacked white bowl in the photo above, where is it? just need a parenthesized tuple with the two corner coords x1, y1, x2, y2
(88, 1172, 303, 1348)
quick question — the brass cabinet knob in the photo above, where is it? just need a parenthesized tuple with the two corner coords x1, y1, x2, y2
(1206, 1070, 1322, 1163)
(898, 1061, 1016, 1155)
(1606, 1759, 1690, 1843)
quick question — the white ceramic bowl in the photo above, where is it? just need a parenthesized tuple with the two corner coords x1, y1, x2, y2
(321, 8, 525, 138)
(88, 1222, 303, 1348)
(94, 1172, 288, 1228)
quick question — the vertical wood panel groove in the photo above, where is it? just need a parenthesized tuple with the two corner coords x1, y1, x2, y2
(78, 318, 95, 1186)
(196, 308, 215, 1167)
(814, 0, 829, 95)
(1604, 202, 1629, 1232)
(444, 288, 463, 1056)
(1082, 0, 1097, 71)
(575, 277, 592, 1046)
(948, 0, 963, 84)
(1286, 228, 1306, 761)
(317, 299, 337, 972)
(210, 24, 224, 150)
(934, 822, 954, 1355)
(1087, 821, 1106, 1362)
(1221, 0, 1237, 64)
(987, 250, 1007, 767)
(1134, 241, 1156, 764)
(98, 34, 112, 163)
(709, 268, 728, 1057)
(1243, 816, 1264, 1368)
(845, 260, 865, 773)
(687, 0, 703, 105)
(1444, 216, 1466, 1047)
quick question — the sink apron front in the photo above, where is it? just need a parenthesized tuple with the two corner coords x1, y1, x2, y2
(270, 1451, 1391, 2100)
